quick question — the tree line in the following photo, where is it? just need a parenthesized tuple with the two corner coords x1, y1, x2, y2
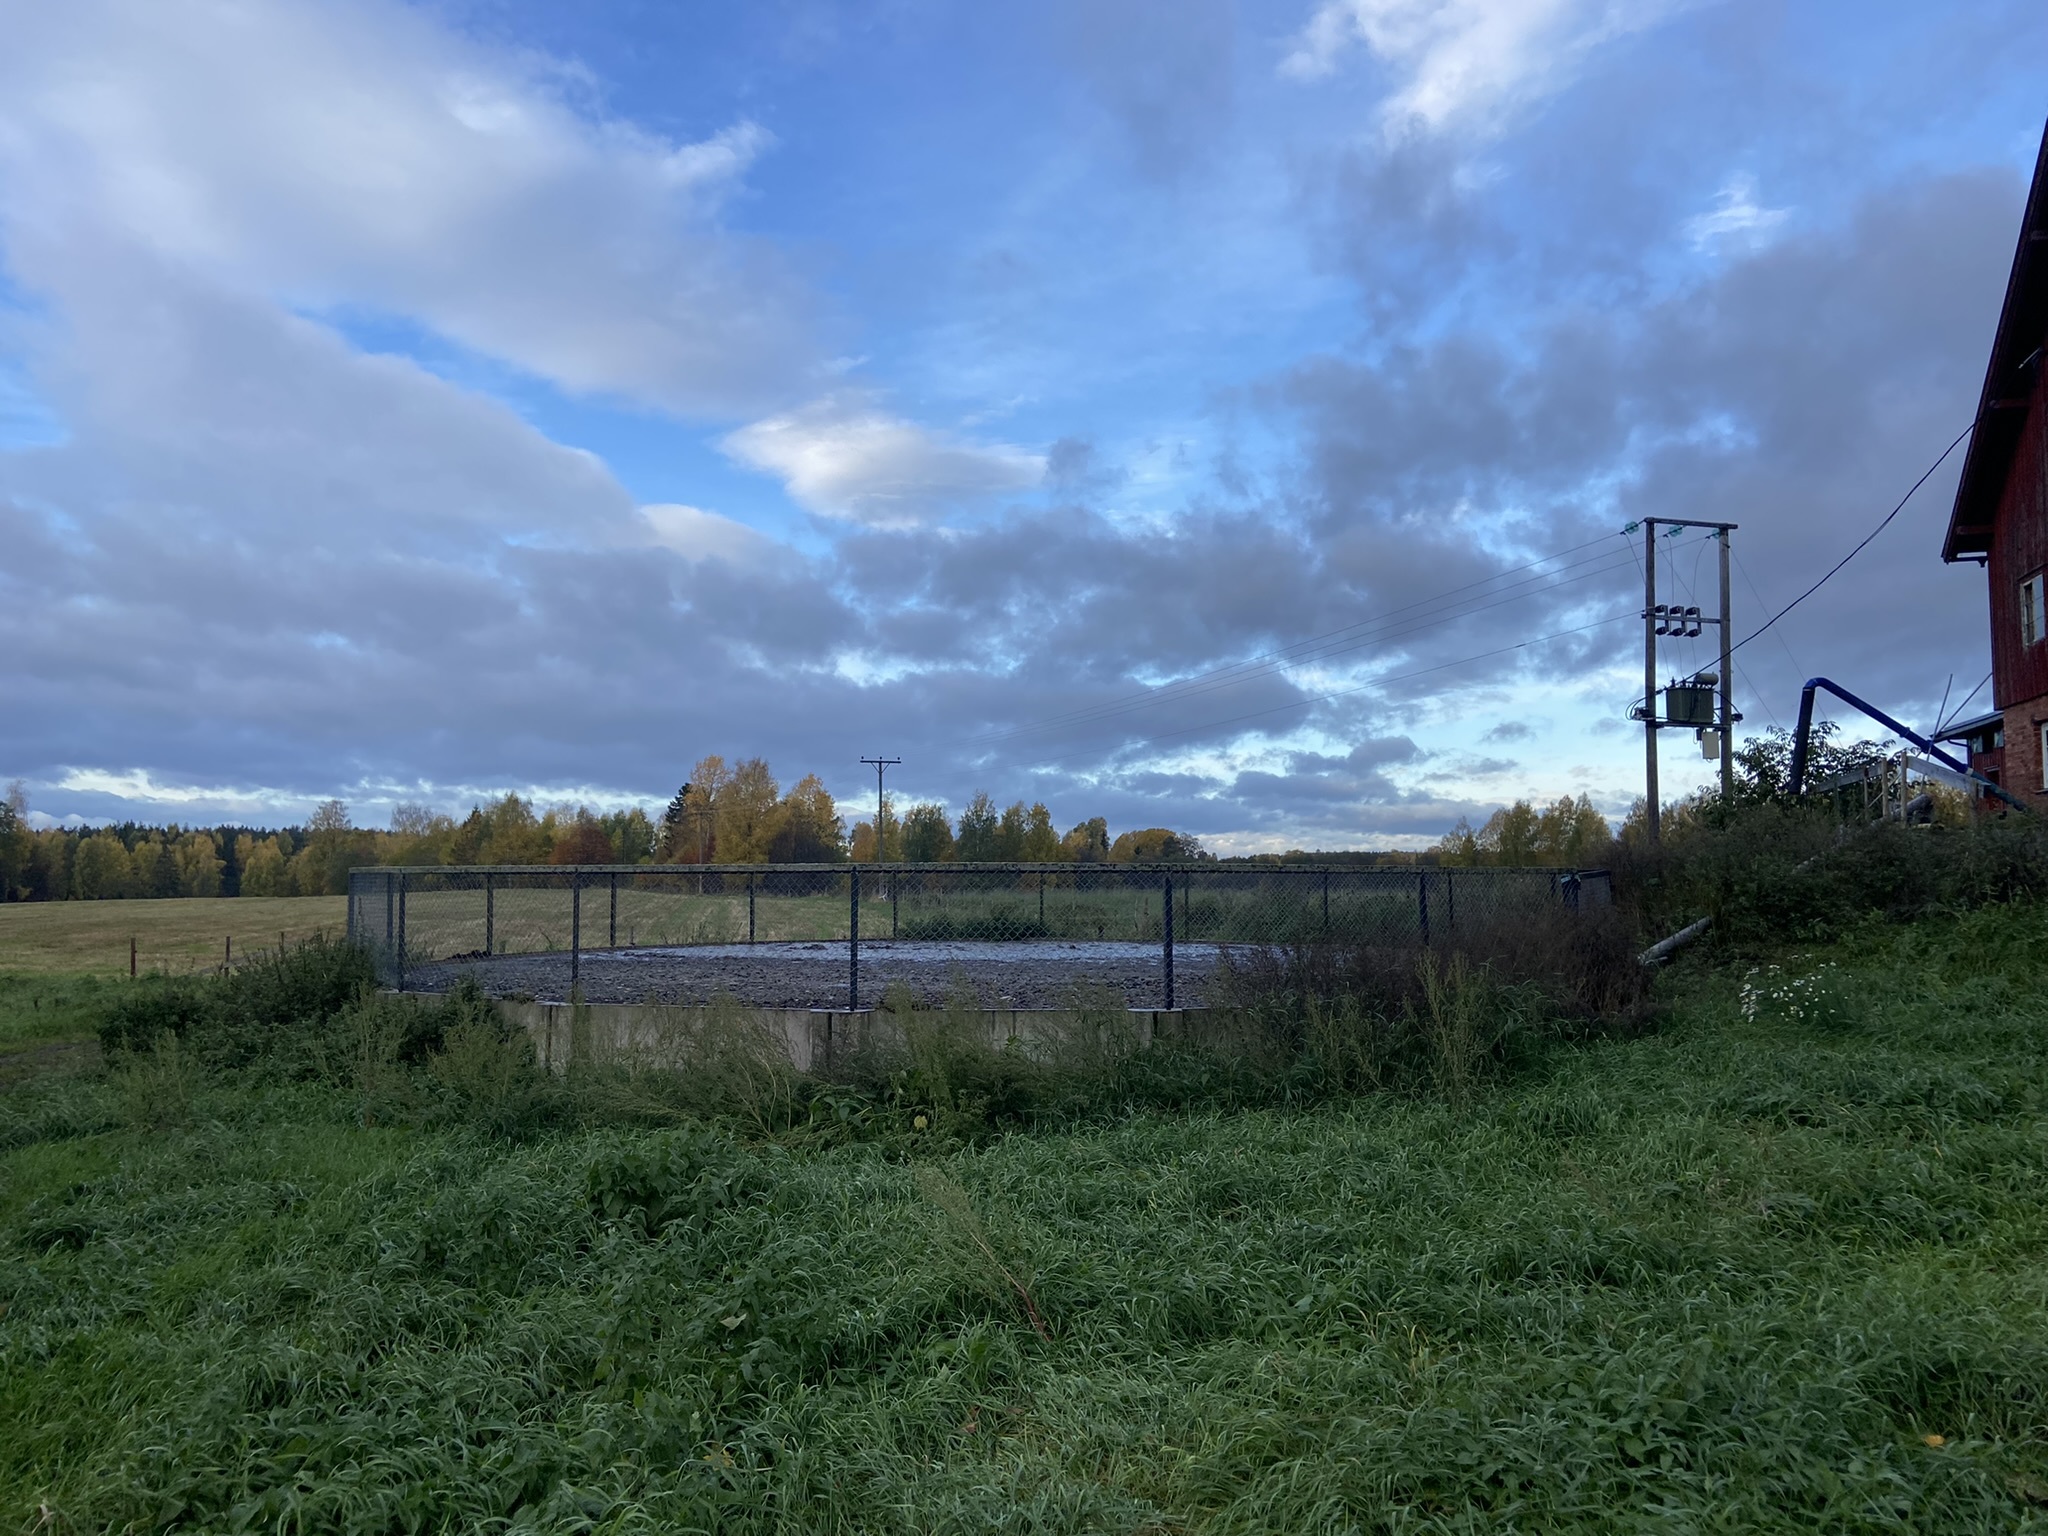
(0, 760, 1215, 902)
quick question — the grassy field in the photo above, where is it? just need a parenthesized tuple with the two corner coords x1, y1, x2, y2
(0, 896, 348, 976)
(3, 904, 2047, 1529)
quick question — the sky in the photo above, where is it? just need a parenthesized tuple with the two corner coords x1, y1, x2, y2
(1, 0, 2044, 850)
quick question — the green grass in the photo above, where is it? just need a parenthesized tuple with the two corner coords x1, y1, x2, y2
(4, 906, 2048, 1530)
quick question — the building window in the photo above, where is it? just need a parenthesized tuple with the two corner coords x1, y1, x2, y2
(2024, 575, 2046, 646)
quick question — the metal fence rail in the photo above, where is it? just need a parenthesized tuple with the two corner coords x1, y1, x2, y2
(346, 862, 1611, 1009)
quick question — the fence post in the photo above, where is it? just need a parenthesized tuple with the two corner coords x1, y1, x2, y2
(346, 878, 355, 944)
(396, 872, 408, 991)
(485, 873, 495, 956)
(849, 867, 860, 1011)
(1163, 869, 1175, 1011)
(571, 872, 582, 987)
(609, 873, 618, 948)
(1417, 870, 1430, 947)
(384, 873, 394, 964)
(892, 876, 899, 940)
(748, 874, 756, 945)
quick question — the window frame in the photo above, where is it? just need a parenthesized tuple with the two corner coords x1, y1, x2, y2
(2023, 574, 2046, 647)
(2041, 721, 2048, 792)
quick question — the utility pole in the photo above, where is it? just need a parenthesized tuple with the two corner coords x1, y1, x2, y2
(1718, 527, 1735, 802)
(859, 756, 899, 862)
(1644, 520, 1659, 844)
(1633, 518, 1740, 845)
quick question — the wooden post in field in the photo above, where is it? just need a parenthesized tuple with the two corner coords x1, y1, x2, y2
(224, 935, 232, 972)
(130, 936, 137, 978)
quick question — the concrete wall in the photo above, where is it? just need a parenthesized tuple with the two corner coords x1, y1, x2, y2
(488, 996, 1247, 1076)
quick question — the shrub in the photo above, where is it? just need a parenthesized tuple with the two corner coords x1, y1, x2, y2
(1615, 809, 2048, 950)
(96, 935, 378, 1067)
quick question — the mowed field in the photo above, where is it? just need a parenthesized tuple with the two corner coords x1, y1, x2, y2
(0, 897, 350, 976)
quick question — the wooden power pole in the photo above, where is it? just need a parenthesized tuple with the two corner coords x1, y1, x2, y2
(1636, 518, 1740, 844)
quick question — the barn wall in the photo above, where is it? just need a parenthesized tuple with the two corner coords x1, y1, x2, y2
(1990, 353, 2048, 714)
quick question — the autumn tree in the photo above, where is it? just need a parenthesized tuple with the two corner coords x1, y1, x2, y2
(388, 803, 456, 866)
(551, 813, 615, 865)
(1108, 828, 1208, 862)
(72, 831, 132, 899)
(174, 831, 223, 897)
(1019, 803, 1060, 862)
(237, 835, 292, 896)
(769, 775, 843, 862)
(1061, 817, 1110, 863)
(717, 758, 782, 864)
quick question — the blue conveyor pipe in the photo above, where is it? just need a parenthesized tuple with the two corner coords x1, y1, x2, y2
(1787, 677, 2028, 812)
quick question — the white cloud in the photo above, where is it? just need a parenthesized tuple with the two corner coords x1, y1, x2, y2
(640, 503, 781, 567)
(721, 397, 1045, 525)
(1685, 173, 1790, 250)
(0, 0, 815, 416)
(1280, 0, 1677, 133)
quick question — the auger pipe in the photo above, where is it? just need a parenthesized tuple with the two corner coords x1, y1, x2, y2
(1787, 677, 2029, 812)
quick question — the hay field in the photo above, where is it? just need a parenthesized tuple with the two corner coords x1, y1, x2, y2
(0, 897, 349, 976)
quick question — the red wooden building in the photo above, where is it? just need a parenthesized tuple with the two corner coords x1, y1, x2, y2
(1943, 120, 2048, 803)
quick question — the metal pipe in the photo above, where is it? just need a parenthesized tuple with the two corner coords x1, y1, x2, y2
(1162, 869, 1174, 1011)
(849, 867, 860, 1011)
(1639, 915, 1711, 966)
(1788, 676, 2027, 810)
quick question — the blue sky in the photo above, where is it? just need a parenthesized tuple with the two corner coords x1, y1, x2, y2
(1, 0, 2044, 848)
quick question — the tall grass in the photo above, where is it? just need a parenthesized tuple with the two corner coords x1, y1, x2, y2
(5, 904, 2048, 1528)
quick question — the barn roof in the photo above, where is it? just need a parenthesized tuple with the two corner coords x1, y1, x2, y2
(1943, 119, 2048, 563)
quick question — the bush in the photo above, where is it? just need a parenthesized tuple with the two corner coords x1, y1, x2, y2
(97, 935, 378, 1067)
(1615, 809, 2048, 950)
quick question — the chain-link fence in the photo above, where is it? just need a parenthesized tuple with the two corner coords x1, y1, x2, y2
(347, 862, 1611, 1009)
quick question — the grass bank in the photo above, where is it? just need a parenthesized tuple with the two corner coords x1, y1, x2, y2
(3, 904, 2047, 1530)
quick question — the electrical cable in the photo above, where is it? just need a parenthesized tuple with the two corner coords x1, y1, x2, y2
(1935, 671, 1992, 737)
(1730, 421, 1975, 656)
(1733, 546, 1806, 683)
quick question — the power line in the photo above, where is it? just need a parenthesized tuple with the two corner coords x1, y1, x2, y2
(1730, 421, 1975, 657)
(1935, 671, 1992, 736)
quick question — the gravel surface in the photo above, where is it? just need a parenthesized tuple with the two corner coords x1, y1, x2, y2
(405, 939, 1225, 1009)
